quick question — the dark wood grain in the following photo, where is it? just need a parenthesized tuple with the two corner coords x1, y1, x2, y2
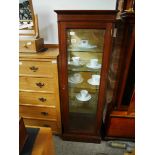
(104, 12, 135, 139)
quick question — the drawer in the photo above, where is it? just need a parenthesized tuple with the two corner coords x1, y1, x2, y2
(20, 105, 57, 120)
(19, 77, 55, 93)
(19, 92, 56, 107)
(23, 118, 58, 133)
(19, 61, 55, 77)
(19, 38, 44, 53)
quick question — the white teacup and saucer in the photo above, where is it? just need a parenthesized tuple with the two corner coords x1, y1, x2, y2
(86, 59, 101, 69)
(76, 90, 91, 101)
(88, 74, 100, 86)
(70, 56, 84, 66)
(68, 73, 83, 84)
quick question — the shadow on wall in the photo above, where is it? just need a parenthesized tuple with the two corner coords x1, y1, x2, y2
(37, 12, 57, 44)
(39, 25, 52, 43)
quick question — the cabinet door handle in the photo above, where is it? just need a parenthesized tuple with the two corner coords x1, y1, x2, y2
(29, 66, 38, 72)
(36, 82, 45, 88)
(41, 112, 48, 116)
(38, 97, 47, 102)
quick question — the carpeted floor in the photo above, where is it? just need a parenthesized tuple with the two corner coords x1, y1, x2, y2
(53, 135, 134, 155)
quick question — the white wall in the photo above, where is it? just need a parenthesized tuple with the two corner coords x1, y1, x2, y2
(32, 0, 117, 44)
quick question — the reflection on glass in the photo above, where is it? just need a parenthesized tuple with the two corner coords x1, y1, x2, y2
(19, 0, 34, 30)
(67, 29, 105, 133)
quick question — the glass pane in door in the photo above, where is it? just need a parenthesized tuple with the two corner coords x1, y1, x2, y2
(67, 29, 105, 133)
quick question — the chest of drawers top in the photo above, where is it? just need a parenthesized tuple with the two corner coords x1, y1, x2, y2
(19, 48, 59, 60)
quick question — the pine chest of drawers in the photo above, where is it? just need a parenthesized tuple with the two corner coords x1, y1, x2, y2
(19, 48, 61, 134)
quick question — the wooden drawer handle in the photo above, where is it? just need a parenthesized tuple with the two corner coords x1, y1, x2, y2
(41, 112, 48, 116)
(23, 42, 32, 48)
(36, 82, 45, 88)
(38, 97, 47, 102)
(29, 66, 38, 72)
(43, 124, 50, 127)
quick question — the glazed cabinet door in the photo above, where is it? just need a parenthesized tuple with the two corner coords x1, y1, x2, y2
(59, 23, 113, 135)
(67, 29, 105, 133)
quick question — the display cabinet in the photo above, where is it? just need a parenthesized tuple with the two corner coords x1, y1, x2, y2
(55, 10, 117, 142)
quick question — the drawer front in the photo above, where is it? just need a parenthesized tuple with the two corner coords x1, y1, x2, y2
(20, 105, 57, 120)
(19, 61, 55, 77)
(19, 92, 56, 106)
(19, 77, 54, 93)
(23, 118, 58, 133)
(19, 40, 36, 52)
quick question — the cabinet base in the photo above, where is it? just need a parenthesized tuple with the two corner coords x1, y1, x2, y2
(62, 133, 101, 143)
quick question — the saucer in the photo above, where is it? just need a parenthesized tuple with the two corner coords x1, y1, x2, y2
(87, 78, 100, 86)
(77, 44, 97, 49)
(76, 93, 91, 101)
(86, 63, 101, 69)
(68, 77, 83, 84)
(69, 61, 85, 66)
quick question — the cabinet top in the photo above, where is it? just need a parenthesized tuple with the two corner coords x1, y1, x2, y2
(19, 48, 59, 59)
(54, 10, 118, 22)
(54, 10, 118, 15)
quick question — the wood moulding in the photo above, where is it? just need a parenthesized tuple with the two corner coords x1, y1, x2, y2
(44, 44, 59, 48)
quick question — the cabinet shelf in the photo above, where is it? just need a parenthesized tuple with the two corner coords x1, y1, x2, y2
(68, 48, 103, 53)
(68, 66, 101, 72)
(68, 81, 99, 90)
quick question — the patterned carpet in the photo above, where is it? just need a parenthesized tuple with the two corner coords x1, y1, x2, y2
(53, 135, 134, 155)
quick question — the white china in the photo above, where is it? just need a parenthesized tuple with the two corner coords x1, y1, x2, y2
(87, 74, 100, 85)
(72, 56, 80, 66)
(86, 59, 101, 69)
(68, 73, 83, 84)
(68, 77, 83, 84)
(69, 61, 84, 66)
(80, 90, 88, 98)
(76, 93, 91, 101)
(78, 40, 97, 49)
(73, 73, 82, 82)
(90, 59, 98, 66)
(79, 39, 89, 48)
(87, 78, 100, 86)
(92, 75, 100, 83)
(86, 63, 101, 69)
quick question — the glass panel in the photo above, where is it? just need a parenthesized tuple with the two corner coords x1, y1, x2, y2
(67, 29, 105, 133)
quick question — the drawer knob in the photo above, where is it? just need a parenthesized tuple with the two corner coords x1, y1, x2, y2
(23, 42, 32, 48)
(29, 66, 38, 72)
(41, 112, 48, 116)
(38, 97, 47, 102)
(36, 82, 45, 88)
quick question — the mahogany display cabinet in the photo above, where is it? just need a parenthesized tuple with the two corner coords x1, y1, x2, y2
(55, 10, 118, 143)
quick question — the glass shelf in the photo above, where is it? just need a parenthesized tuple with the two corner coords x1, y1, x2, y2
(68, 47, 103, 53)
(68, 66, 101, 72)
(68, 81, 100, 90)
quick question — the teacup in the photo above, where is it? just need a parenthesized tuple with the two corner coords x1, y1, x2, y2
(80, 90, 88, 99)
(90, 59, 98, 67)
(79, 39, 89, 47)
(72, 56, 80, 65)
(92, 75, 100, 83)
(73, 73, 82, 82)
